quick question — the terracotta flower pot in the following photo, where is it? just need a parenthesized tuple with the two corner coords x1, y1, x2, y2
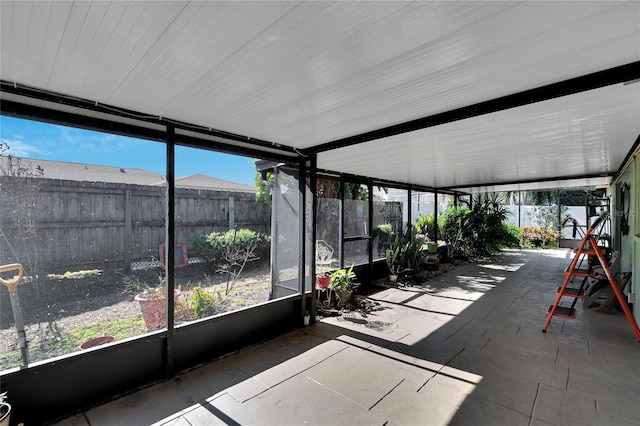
(135, 289, 181, 330)
(80, 336, 115, 349)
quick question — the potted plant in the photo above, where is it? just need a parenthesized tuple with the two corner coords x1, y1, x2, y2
(385, 233, 402, 281)
(330, 264, 357, 304)
(317, 271, 331, 289)
(375, 223, 393, 257)
(316, 240, 334, 288)
(127, 276, 181, 331)
(0, 392, 11, 426)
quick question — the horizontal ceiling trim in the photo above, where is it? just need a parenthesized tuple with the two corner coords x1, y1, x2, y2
(308, 62, 640, 154)
(316, 168, 461, 195)
(0, 80, 299, 157)
(1, 99, 167, 142)
(175, 132, 298, 163)
(442, 172, 614, 191)
(1, 99, 299, 164)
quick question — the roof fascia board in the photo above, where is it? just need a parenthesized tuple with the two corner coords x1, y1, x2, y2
(1, 99, 166, 142)
(175, 132, 298, 164)
(1, 98, 299, 164)
(307, 62, 640, 154)
(316, 168, 460, 195)
(444, 172, 614, 192)
(0, 80, 299, 157)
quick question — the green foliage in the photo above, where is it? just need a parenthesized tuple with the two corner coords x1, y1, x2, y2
(526, 204, 570, 232)
(413, 213, 445, 239)
(413, 213, 432, 234)
(344, 183, 368, 200)
(385, 233, 402, 274)
(519, 226, 560, 248)
(189, 286, 217, 317)
(442, 194, 513, 259)
(385, 229, 426, 274)
(190, 228, 270, 264)
(70, 317, 146, 344)
(255, 171, 274, 204)
(376, 223, 393, 236)
(330, 264, 356, 291)
(400, 229, 425, 272)
(519, 189, 597, 206)
(502, 222, 522, 248)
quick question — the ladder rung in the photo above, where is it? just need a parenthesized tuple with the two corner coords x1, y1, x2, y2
(563, 267, 593, 277)
(547, 305, 576, 319)
(555, 287, 584, 298)
(573, 249, 597, 256)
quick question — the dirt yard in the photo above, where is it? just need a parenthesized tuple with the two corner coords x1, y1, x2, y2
(0, 262, 270, 370)
(0, 258, 465, 371)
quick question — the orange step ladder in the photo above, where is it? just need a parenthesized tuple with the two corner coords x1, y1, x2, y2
(543, 213, 640, 342)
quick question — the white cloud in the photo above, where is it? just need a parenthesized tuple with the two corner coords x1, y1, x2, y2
(0, 138, 44, 157)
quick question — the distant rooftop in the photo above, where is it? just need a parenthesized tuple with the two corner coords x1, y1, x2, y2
(0, 157, 256, 192)
(174, 174, 255, 193)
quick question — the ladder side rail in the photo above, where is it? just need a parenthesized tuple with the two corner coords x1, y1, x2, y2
(592, 242, 640, 342)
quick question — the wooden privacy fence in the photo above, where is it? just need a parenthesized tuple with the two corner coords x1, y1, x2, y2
(0, 177, 270, 272)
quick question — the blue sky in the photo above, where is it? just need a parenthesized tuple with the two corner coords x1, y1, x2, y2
(0, 115, 259, 186)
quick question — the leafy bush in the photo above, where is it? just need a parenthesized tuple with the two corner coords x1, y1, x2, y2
(189, 286, 218, 317)
(519, 226, 559, 248)
(376, 223, 393, 236)
(413, 213, 445, 239)
(190, 228, 270, 264)
(442, 194, 515, 259)
(385, 228, 426, 275)
(400, 229, 426, 272)
(413, 213, 433, 234)
(526, 204, 570, 231)
(502, 222, 522, 249)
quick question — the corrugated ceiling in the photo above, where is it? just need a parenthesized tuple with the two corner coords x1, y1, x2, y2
(1, 1, 639, 191)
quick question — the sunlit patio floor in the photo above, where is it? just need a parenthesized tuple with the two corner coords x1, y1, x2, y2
(55, 249, 640, 426)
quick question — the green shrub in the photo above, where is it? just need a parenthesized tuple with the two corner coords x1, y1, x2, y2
(413, 213, 445, 239)
(501, 222, 522, 249)
(400, 229, 426, 272)
(189, 286, 217, 318)
(519, 226, 559, 248)
(442, 194, 514, 259)
(190, 228, 270, 264)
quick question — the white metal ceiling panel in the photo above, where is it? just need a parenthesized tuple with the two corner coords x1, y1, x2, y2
(317, 82, 640, 189)
(1, 1, 639, 191)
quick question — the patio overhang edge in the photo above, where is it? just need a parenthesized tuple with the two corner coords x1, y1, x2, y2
(303, 62, 640, 156)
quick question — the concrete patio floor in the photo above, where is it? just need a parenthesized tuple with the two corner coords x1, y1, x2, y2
(55, 249, 640, 426)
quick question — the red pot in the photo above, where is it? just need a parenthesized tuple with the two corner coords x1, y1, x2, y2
(80, 336, 115, 349)
(135, 289, 181, 330)
(317, 275, 331, 289)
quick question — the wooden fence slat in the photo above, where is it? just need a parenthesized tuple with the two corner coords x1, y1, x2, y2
(0, 177, 270, 272)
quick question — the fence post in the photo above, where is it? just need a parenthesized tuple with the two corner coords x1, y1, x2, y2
(229, 195, 235, 230)
(124, 189, 132, 271)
